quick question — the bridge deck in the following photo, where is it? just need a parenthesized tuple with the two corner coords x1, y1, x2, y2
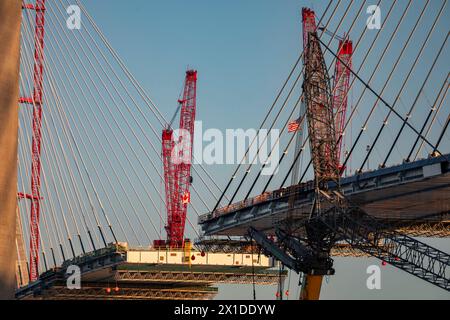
(199, 155, 450, 237)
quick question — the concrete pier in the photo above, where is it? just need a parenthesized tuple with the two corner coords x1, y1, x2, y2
(0, 0, 22, 300)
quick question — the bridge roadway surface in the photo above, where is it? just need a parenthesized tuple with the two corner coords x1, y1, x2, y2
(199, 154, 450, 237)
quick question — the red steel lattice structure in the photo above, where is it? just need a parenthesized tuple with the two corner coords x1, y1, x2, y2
(299, 6, 340, 300)
(19, 0, 47, 282)
(302, 8, 339, 188)
(161, 70, 197, 248)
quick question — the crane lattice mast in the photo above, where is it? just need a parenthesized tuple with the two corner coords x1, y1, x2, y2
(300, 7, 339, 299)
(18, 0, 47, 282)
(161, 70, 197, 248)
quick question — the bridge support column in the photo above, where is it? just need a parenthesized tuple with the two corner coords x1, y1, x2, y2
(0, 0, 22, 300)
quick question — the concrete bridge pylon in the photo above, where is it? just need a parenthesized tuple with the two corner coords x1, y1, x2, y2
(0, 0, 22, 300)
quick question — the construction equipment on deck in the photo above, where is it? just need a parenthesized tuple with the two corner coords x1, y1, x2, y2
(246, 7, 449, 300)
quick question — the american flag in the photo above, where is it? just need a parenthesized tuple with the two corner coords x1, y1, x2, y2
(288, 118, 302, 133)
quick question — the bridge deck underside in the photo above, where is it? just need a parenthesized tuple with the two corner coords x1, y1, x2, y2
(200, 171, 450, 238)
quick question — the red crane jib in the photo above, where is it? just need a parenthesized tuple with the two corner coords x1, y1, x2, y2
(302, 7, 317, 50)
(332, 40, 352, 167)
(161, 70, 197, 248)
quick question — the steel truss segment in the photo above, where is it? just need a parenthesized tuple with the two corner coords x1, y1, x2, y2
(303, 31, 339, 188)
(162, 128, 177, 242)
(162, 70, 197, 248)
(317, 202, 450, 291)
(31, 285, 218, 300)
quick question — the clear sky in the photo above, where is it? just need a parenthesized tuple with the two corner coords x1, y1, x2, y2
(16, 0, 448, 299)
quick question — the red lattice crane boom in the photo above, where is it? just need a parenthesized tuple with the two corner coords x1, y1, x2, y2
(161, 70, 197, 248)
(300, 7, 339, 300)
(18, 0, 47, 282)
(332, 40, 352, 165)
